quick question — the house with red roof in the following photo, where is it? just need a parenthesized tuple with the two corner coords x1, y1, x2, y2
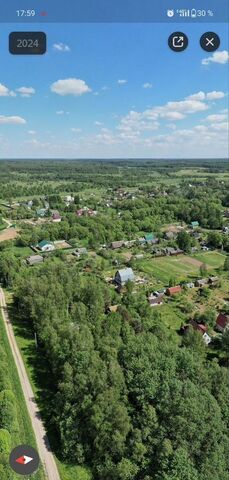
(52, 212, 61, 223)
(166, 285, 182, 296)
(189, 319, 211, 345)
(216, 313, 229, 333)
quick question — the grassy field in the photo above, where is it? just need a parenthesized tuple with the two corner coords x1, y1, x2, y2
(158, 303, 185, 332)
(5, 292, 92, 480)
(135, 252, 225, 285)
(0, 310, 45, 480)
(11, 245, 34, 257)
(192, 251, 226, 268)
(135, 255, 198, 284)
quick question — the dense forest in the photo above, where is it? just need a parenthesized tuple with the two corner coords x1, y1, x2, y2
(2, 259, 227, 480)
(0, 159, 229, 480)
(0, 345, 18, 479)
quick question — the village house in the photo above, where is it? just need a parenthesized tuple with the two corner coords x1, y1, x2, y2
(191, 231, 201, 239)
(111, 241, 124, 250)
(52, 212, 61, 223)
(114, 268, 135, 287)
(164, 231, 176, 240)
(144, 233, 158, 245)
(135, 253, 144, 260)
(26, 255, 44, 266)
(189, 319, 211, 345)
(165, 247, 183, 256)
(184, 282, 195, 289)
(152, 248, 165, 257)
(37, 240, 55, 252)
(153, 288, 166, 297)
(73, 247, 87, 258)
(123, 240, 136, 248)
(106, 305, 119, 313)
(208, 276, 219, 286)
(64, 195, 74, 205)
(195, 278, 208, 287)
(166, 285, 182, 296)
(190, 221, 199, 229)
(148, 294, 163, 307)
(138, 237, 146, 245)
(76, 207, 97, 217)
(216, 313, 229, 333)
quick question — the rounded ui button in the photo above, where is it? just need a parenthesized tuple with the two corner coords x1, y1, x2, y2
(9, 445, 40, 475)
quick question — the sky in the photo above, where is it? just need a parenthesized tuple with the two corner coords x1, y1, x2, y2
(0, 22, 228, 159)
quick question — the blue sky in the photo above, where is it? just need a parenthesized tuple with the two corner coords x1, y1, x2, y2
(0, 22, 228, 158)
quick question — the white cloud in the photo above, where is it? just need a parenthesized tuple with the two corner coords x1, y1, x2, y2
(210, 122, 228, 131)
(143, 99, 208, 121)
(94, 121, 103, 126)
(117, 79, 127, 85)
(166, 124, 177, 130)
(186, 91, 225, 102)
(101, 86, 110, 91)
(0, 115, 26, 124)
(143, 83, 152, 89)
(186, 91, 205, 101)
(56, 110, 69, 115)
(202, 50, 229, 65)
(206, 91, 225, 100)
(51, 78, 91, 96)
(161, 111, 185, 120)
(0, 83, 15, 97)
(16, 87, 35, 97)
(53, 43, 70, 52)
(28, 130, 36, 134)
(206, 114, 227, 122)
(71, 128, 82, 133)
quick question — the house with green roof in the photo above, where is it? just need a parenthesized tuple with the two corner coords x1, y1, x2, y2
(190, 221, 199, 228)
(37, 240, 55, 252)
(144, 232, 158, 244)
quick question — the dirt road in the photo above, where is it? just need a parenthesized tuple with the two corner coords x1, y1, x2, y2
(0, 287, 61, 480)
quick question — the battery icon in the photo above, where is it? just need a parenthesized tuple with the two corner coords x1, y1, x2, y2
(191, 9, 197, 17)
